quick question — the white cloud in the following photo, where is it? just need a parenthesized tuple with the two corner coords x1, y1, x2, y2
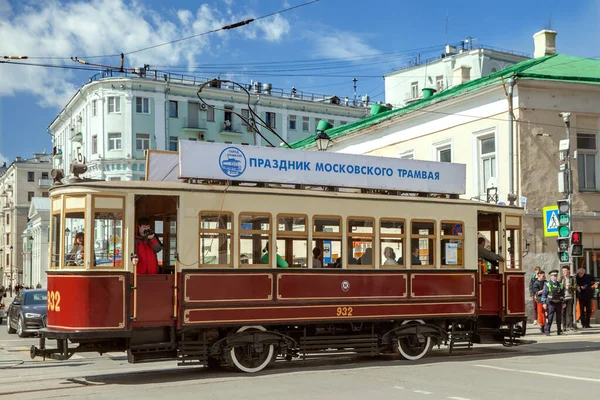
(312, 30, 380, 59)
(0, 0, 291, 108)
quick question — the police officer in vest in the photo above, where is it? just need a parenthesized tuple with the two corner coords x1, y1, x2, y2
(542, 269, 566, 336)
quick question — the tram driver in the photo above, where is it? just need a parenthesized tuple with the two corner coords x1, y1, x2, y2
(132, 216, 163, 274)
(477, 237, 504, 273)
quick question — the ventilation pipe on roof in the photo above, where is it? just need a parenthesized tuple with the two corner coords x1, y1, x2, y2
(422, 88, 437, 99)
(370, 103, 391, 116)
(533, 30, 557, 58)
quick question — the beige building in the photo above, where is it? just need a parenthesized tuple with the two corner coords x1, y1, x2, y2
(291, 30, 600, 302)
(0, 153, 52, 291)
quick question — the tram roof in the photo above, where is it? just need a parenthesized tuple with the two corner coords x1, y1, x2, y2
(50, 179, 522, 212)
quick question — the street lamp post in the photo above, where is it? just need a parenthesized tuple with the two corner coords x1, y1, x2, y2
(8, 245, 13, 296)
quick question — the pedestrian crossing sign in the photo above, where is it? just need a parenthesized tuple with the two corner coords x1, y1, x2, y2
(543, 205, 559, 237)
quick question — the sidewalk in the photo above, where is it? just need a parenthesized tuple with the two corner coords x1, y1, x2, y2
(526, 321, 600, 337)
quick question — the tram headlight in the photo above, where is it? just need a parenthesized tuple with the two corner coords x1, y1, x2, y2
(25, 313, 41, 318)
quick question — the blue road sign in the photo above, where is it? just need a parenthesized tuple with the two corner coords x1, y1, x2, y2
(543, 205, 559, 237)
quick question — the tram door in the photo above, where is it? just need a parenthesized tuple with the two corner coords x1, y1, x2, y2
(477, 212, 503, 316)
(132, 195, 179, 327)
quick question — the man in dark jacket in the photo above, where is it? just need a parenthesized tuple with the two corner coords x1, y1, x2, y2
(529, 266, 541, 322)
(576, 268, 594, 328)
(532, 270, 546, 333)
(132, 217, 163, 275)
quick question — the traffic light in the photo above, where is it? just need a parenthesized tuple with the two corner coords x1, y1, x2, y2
(570, 231, 583, 257)
(556, 199, 571, 263)
(557, 199, 570, 238)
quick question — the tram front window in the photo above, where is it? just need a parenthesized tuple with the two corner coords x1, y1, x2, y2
(65, 211, 85, 267)
(94, 211, 123, 267)
(50, 213, 61, 268)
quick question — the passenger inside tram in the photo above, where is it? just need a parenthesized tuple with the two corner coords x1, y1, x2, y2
(312, 247, 323, 268)
(261, 242, 289, 268)
(383, 247, 398, 265)
(358, 248, 373, 265)
(67, 232, 85, 266)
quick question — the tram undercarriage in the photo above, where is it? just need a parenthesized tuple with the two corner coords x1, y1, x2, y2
(32, 316, 528, 373)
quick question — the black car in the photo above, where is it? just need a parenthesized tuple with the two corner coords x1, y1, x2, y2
(6, 289, 48, 337)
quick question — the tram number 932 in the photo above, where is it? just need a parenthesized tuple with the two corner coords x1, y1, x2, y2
(336, 306, 353, 316)
(48, 291, 61, 312)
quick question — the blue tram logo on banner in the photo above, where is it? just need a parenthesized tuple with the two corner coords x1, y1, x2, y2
(219, 147, 247, 177)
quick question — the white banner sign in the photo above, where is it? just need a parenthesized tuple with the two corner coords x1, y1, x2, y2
(179, 141, 466, 194)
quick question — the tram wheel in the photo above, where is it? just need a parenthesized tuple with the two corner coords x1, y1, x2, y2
(397, 320, 432, 361)
(227, 326, 274, 373)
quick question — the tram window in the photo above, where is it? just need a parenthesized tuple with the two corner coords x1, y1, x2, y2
(380, 219, 405, 268)
(411, 220, 436, 267)
(505, 216, 522, 270)
(440, 221, 464, 268)
(50, 213, 61, 269)
(348, 218, 374, 268)
(93, 212, 123, 268)
(313, 215, 342, 268)
(277, 214, 308, 268)
(240, 213, 271, 267)
(199, 212, 233, 267)
(64, 211, 86, 268)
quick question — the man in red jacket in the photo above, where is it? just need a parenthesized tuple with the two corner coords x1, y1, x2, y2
(132, 217, 163, 274)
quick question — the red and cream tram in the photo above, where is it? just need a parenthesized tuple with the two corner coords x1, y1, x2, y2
(31, 142, 527, 373)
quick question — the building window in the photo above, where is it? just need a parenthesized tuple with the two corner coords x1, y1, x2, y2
(578, 133, 597, 191)
(241, 109, 250, 125)
(327, 119, 334, 126)
(479, 136, 496, 196)
(169, 136, 178, 152)
(434, 141, 452, 163)
(340, 121, 347, 126)
(266, 112, 276, 129)
(169, 100, 178, 118)
(136, 97, 150, 114)
(92, 100, 97, 116)
(92, 135, 98, 154)
(5, 214, 9, 225)
(109, 177, 121, 181)
(107, 96, 120, 113)
(136, 133, 150, 151)
(435, 75, 444, 91)
(411, 82, 419, 98)
(288, 115, 297, 130)
(399, 150, 414, 160)
(108, 133, 122, 150)
(207, 106, 215, 122)
(223, 106, 234, 131)
(27, 171, 34, 182)
(302, 116, 310, 131)
(27, 191, 34, 202)
(42, 192, 49, 197)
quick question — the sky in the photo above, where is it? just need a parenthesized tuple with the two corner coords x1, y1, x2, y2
(0, 0, 599, 164)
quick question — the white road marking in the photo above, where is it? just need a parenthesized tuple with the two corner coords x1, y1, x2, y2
(475, 364, 600, 383)
(448, 397, 472, 400)
(393, 386, 404, 390)
(413, 390, 432, 394)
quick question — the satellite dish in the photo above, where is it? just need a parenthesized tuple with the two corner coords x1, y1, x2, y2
(486, 177, 497, 189)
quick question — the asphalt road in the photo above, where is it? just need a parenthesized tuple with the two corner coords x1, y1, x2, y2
(1, 322, 599, 399)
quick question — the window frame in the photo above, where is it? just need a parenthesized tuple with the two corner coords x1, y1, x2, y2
(577, 132, 598, 191)
(239, 212, 272, 268)
(91, 195, 126, 269)
(288, 115, 297, 130)
(433, 139, 452, 163)
(302, 116, 310, 131)
(199, 211, 234, 268)
(92, 100, 98, 116)
(312, 215, 343, 268)
(346, 216, 375, 269)
(61, 195, 87, 270)
(92, 135, 98, 154)
(136, 133, 150, 151)
(411, 81, 419, 98)
(169, 100, 178, 118)
(136, 97, 150, 114)
(399, 149, 414, 160)
(27, 171, 34, 182)
(440, 220, 464, 268)
(108, 132, 122, 151)
(266, 112, 276, 129)
(276, 213, 308, 268)
(379, 218, 406, 269)
(504, 214, 522, 271)
(472, 129, 498, 200)
(169, 136, 178, 152)
(107, 96, 120, 114)
(27, 191, 34, 202)
(410, 219, 437, 268)
(207, 106, 215, 122)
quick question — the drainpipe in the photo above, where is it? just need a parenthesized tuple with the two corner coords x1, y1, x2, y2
(506, 78, 517, 206)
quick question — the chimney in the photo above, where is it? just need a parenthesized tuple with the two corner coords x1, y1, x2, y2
(452, 65, 472, 86)
(533, 30, 557, 58)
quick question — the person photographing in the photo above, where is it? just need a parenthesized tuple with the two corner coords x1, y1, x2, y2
(131, 216, 163, 274)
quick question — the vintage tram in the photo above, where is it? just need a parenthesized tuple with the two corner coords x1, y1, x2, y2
(31, 142, 527, 373)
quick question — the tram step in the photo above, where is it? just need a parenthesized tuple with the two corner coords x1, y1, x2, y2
(130, 341, 175, 351)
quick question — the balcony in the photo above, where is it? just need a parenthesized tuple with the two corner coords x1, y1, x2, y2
(182, 117, 207, 132)
(219, 122, 243, 135)
(38, 178, 52, 188)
